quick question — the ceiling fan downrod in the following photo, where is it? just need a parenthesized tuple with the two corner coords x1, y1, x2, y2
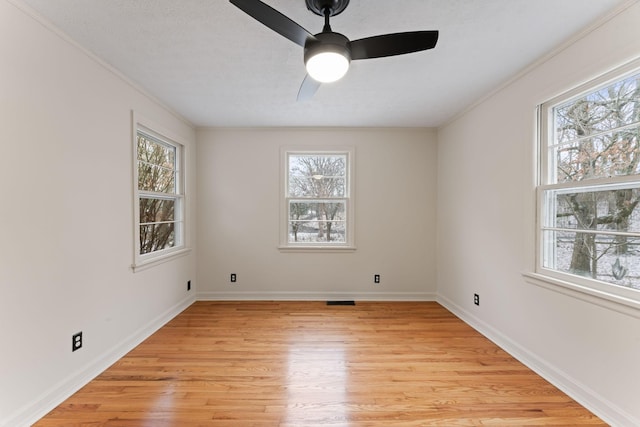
(322, 6, 332, 32)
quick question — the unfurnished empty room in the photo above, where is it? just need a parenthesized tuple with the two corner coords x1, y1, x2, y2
(1, 0, 639, 426)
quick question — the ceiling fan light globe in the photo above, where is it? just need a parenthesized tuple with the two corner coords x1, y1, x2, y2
(306, 51, 350, 83)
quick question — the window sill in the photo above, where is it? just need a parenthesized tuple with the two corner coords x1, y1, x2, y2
(132, 247, 192, 272)
(278, 245, 356, 253)
(522, 271, 640, 319)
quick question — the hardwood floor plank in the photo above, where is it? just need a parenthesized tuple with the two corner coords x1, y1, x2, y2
(34, 302, 605, 426)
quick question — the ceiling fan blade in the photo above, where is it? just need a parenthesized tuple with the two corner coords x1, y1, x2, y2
(350, 31, 439, 60)
(230, 0, 316, 47)
(297, 74, 321, 101)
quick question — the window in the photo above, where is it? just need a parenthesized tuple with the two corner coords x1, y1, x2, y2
(538, 62, 640, 302)
(281, 148, 354, 249)
(133, 123, 185, 268)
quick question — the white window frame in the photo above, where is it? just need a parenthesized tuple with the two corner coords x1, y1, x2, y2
(533, 59, 640, 311)
(132, 114, 189, 271)
(279, 147, 355, 251)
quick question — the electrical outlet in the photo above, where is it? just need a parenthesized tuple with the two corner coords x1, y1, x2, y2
(72, 332, 83, 352)
(187, 280, 191, 291)
(230, 273, 237, 283)
(474, 293, 480, 306)
(374, 274, 380, 284)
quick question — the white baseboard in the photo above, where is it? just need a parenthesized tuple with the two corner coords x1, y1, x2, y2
(436, 293, 639, 427)
(196, 291, 437, 301)
(6, 295, 196, 427)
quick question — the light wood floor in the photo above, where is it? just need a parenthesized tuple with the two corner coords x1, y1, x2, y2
(35, 301, 605, 426)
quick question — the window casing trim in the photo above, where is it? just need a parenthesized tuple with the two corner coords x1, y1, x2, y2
(279, 146, 356, 250)
(533, 58, 640, 308)
(132, 112, 189, 271)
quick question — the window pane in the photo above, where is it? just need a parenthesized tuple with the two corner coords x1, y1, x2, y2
(554, 126, 640, 183)
(546, 186, 640, 232)
(555, 72, 640, 143)
(288, 201, 346, 221)
(137, 134, 176, 193)
(288, 154, 347, 198)
(288, 176, 346, 198)
(138, 161, 176, 193)
(288, 221, 346, 243)
(288, 201, 346, 243)
(552, 71, 640, 184)
(140, 223, 175, 254)
(542, 229, 640, 290)
(137, 134, 176, 164)
(139, 198, 175, 224)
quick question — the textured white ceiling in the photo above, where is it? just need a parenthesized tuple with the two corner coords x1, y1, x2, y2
(18, 0, 631, 127)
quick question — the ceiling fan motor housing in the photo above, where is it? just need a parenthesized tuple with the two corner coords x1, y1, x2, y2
(305, 0, 350, 17)
(304, 32, 352, 64)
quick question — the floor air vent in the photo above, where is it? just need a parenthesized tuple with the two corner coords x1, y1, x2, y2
(326, 300, 355, 306)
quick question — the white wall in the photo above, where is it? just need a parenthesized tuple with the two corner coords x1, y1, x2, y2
(437, 3, 640, 425)
(196, 128, 437, 300)
(0, 2, 197, 425)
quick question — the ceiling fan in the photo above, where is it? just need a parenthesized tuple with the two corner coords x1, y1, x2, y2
(229, 0, 439, 100)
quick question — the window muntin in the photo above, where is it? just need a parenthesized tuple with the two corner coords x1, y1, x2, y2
(539, 66, 640, 295)
(284, 151, 353, 247)
(135, 128, 184, 258)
